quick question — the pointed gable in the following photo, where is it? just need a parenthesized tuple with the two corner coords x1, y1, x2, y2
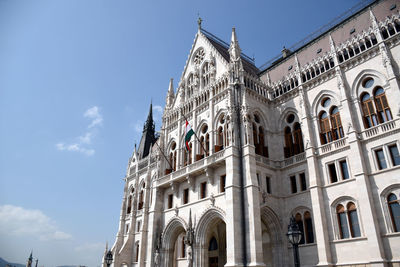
(170, 27, 259, 109)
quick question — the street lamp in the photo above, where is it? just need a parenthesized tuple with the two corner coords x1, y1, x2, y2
(105, 250, 113, 267)
(287, 216, 302, 267)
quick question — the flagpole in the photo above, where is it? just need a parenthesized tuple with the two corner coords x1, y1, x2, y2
(153, 138, 173, 169)
(181, 111, 208, 156)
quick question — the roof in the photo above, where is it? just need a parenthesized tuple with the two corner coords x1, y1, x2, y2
(201, 29, 260, 76)
(259, 0, 378, 74)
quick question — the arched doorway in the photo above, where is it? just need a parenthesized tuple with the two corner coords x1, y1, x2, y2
(206, 220, 226, 267)
(161, 217, 187, 267)
(260, 206, 287, 267)
(195, 208, 227, 267)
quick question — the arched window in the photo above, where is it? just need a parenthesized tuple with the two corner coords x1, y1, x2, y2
(202, 62, 211, 88)
(295, 213, 305, 245)
(374, 87, 392, 123)
(293, 210, 315, 244)
(252, 114, 268, 157)
(283, 114, 303, 158)
(284, 126, 293, 158)
(198, 124, 209, 160)
(336, 204, 349, 239)
(127, 195, 132, 214)
(336, 201, 361, 239)
(293, 123, 304, 154)
(166, 141, 177, 173)
(347, 202, 361, 238)
(388, 193, 400, 232)
(135, 242, 140, 262)
(361, 93, 378, 127)
(208, 236, 218, 251)
(318, 97, 344, 144)
(215, 114, 227, 152)
(330, 107, 344, 140)
(319, 111, 331, 144)
(360, 77, 392, 128)
(304, 211, 314, 243)
(138, 183, 145, 210)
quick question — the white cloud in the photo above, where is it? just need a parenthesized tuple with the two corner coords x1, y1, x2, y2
(56, 143, 95, 156)
(0, 205, 72, 241)
(84, 106, 103, 128)
(153, 105, 163, 114)
(79, 132, 93, 144)
(56, 106, 102, 156)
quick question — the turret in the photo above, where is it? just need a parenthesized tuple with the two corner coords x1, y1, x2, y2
(166, 78, 175, 108)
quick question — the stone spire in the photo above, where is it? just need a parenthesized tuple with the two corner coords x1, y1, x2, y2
(26, 251, 33, 267)
(166, 78, 174, 107)
(329, 33, 336, 51)
(369, 8, 379, 30)
(229, 27, 242, 61)
(137, 103, 156, 159)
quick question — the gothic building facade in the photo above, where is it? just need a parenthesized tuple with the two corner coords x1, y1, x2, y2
(104, 0, 400, 266)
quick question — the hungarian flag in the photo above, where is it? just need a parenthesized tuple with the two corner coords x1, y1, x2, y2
(185, 120, 194, 151)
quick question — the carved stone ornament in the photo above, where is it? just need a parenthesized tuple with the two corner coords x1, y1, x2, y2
(210, 193, 215, 206)
(174, 205, 179, 216)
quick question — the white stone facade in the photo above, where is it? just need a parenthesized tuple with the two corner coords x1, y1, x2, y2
(105, 1, 400, 266)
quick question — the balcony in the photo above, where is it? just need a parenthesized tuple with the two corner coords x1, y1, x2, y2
(360, 119, 399, 141)
(157, 149, 226, 187)
(318, 137, 348, 155)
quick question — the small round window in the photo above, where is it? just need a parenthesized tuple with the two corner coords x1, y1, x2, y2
(321, 97, 331, 108)
(171, 142, 176, 150)
(202, 125, 208, 134)
(254, 114, 260, 123)
(220, 115, 225, 124)
(363, 77, 374, 88)
(286, 114, 295, 124)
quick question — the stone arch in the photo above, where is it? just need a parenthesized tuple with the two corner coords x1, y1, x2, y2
(161, 216, 188, 267)
(195, 207, 226, 245)
(351, 69, 388, 99)
(278, 107, 300, 130)
(195, 207, 227, 266)
(196, 119, 209, 136)
(214, 109, 227, 129)
(380, 183, 400, 233)
(311, 90, 341, 119)
(260, 206, 287, 267)
(252, 107, 269, 130)
(290, 205, 312, 217)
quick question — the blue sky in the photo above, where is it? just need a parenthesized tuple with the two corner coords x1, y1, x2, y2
(0, 1, 361, 266)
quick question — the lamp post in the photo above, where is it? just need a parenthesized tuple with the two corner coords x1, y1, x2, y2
(287, 216, 302, 267)
(105, 250, 113, 267)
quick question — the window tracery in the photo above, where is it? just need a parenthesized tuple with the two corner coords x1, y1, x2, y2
(283, 113, 304, 158)
(333, 200, 361, 239)
(215, 114, 227, 152)
(359, 77, 392, 128)
(197, 124, 209, 160)
(252, 113, 268, 157)
(317, 97, 344, 145)
(293, 210, 315, 244)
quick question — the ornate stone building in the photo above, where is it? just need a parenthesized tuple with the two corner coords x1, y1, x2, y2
(104, 0, 400, 266)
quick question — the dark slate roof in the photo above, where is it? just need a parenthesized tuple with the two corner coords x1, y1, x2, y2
(137, 103, 156, 160)
(201, 29, 260, 76)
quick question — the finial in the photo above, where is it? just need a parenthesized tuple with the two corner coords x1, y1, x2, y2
(197, 14, 202, 30)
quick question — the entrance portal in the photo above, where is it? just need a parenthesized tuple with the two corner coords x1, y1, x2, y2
(205, 220, 226, 267)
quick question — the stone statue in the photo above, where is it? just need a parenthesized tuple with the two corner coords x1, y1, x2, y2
(154, 249, 160, 267)
(186, 245, 193, 267)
